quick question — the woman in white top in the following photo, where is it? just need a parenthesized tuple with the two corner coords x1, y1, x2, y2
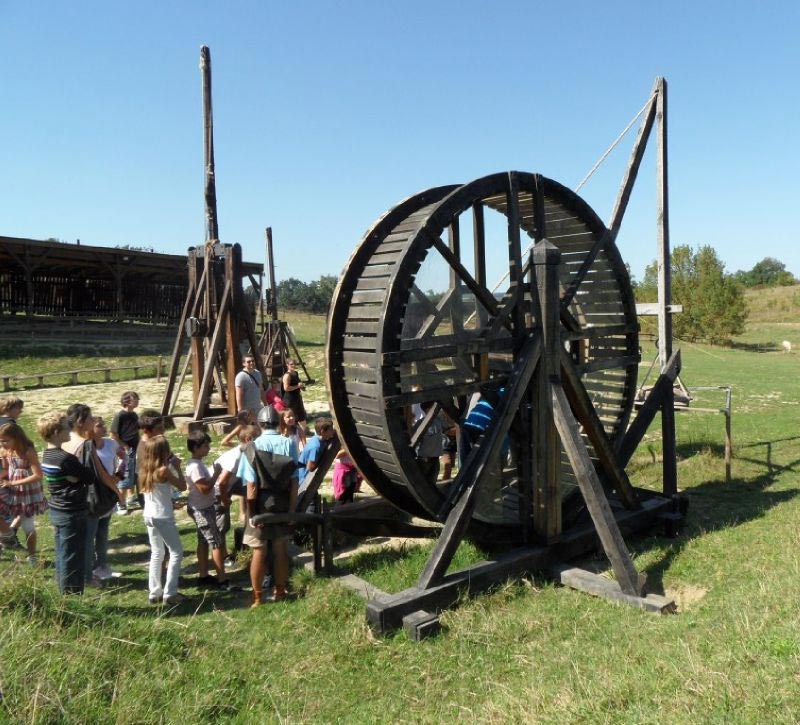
(138, 435, 186, 605)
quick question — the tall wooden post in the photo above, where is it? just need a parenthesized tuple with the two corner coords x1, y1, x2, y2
(656, 77, 677, 500)
(201, 46, 219, 245)
(266, 227, 278, 322)
(533, 239, 562, 541)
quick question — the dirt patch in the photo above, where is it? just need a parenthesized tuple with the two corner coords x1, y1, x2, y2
(14, 378, 195, 424)
(666, 584, 709, 610)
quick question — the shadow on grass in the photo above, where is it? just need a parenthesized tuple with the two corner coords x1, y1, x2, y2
(640, 436, 800, 593)
(728, 340, 780, 353)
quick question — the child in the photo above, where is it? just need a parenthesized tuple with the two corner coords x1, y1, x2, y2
(220, 410, 255, 449)
(138, 435, 186, 605)
(414, 401, 444, 485)
(332, 447, 361, 506)
(37, 412, 95, 594)
(185, 431, 230, 589)
(65, 403, 123, 587)
(90, 416, 125, 580)
(297, 417, 335, 495)
(215, 424, 258, 564)
(111, 391, 140, 513)
(0, 422, 47, 565)
(0, 396, 24, 427)
(280, 408, 306, 453)
(264, 378, 285, 413)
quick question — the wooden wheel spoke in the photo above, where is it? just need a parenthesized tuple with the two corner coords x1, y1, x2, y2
(427, 232, 500, 320)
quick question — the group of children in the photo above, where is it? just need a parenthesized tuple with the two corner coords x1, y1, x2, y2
(0, 391, 346, 606)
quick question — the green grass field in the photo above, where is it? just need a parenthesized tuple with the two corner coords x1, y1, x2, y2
(1, 302, 800, 722)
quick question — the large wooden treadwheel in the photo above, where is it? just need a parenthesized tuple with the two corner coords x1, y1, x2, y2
(327, 171, 639, 538)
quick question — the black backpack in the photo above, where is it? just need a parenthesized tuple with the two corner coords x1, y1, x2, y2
(76, 441, 118, 517)
(244, 443, 298, 516)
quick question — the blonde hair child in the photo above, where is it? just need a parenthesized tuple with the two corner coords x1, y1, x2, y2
(138, 435, 187, 605)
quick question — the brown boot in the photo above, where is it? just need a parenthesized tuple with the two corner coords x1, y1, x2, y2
(272, 586, 287, 602)
(251, 590, 263, 608)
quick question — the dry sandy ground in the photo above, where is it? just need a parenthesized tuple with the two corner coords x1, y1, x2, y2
(15, 378, 330, 426)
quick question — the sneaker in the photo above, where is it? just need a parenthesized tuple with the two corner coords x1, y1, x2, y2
(215, 579, 241, 592)
(27, 555, 38, 567)
(224, 554, 237, 567)
(148, 595, 162, 605)
(93, 565, 113, 580)
(163, 593, 185, 606)
(116, 503, 130, 516)
(125, 496, 138, 509)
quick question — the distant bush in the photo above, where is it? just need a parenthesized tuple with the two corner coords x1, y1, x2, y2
(734, 257, 796, 288)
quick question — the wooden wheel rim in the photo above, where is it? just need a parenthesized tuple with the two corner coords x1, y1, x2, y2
(327, 172, 638, 532)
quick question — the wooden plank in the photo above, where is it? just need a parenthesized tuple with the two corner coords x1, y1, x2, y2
(576, 355, 640, 376)
(427, 231, 499, 319)
(636, 303, 683, 316)
(335, 574, 390, 603)
(344, 380, 379, 398)
(351, 289, 386, 304)
(342, 350, 378, 366)
(403, 610, 442, 641)
(342, 336, 378, 351)
(347, 304, 384, 320)
(609, 85, 658, 237)
(549, 565, 675, 614)
(345, 321, 380, 335)
(384, 379, 494, 408)
(551, 383, 645, 596)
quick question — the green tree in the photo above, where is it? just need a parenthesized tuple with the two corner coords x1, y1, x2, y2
(637, 244, 747, 345)
(275, 275, 338, 314)
(734, 257, 796, 287)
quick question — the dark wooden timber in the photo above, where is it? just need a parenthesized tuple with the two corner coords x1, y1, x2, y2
(551, 384, 645, 597)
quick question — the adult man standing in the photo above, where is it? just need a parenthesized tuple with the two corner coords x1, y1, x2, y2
(237, 406, 298, 607)
(235, 356, 265, 416)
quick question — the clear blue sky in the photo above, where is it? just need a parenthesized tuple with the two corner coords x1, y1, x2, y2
(1, 1, 798, 283)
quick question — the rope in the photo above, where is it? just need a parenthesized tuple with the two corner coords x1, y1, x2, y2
(460, 93, 657, 326)
(574, 93, 655, 193)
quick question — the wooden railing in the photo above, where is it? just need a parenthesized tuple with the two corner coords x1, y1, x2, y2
(2, 357, 166, 392)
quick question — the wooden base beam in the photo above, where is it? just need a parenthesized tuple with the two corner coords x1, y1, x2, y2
(548, 564, 676, 614)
